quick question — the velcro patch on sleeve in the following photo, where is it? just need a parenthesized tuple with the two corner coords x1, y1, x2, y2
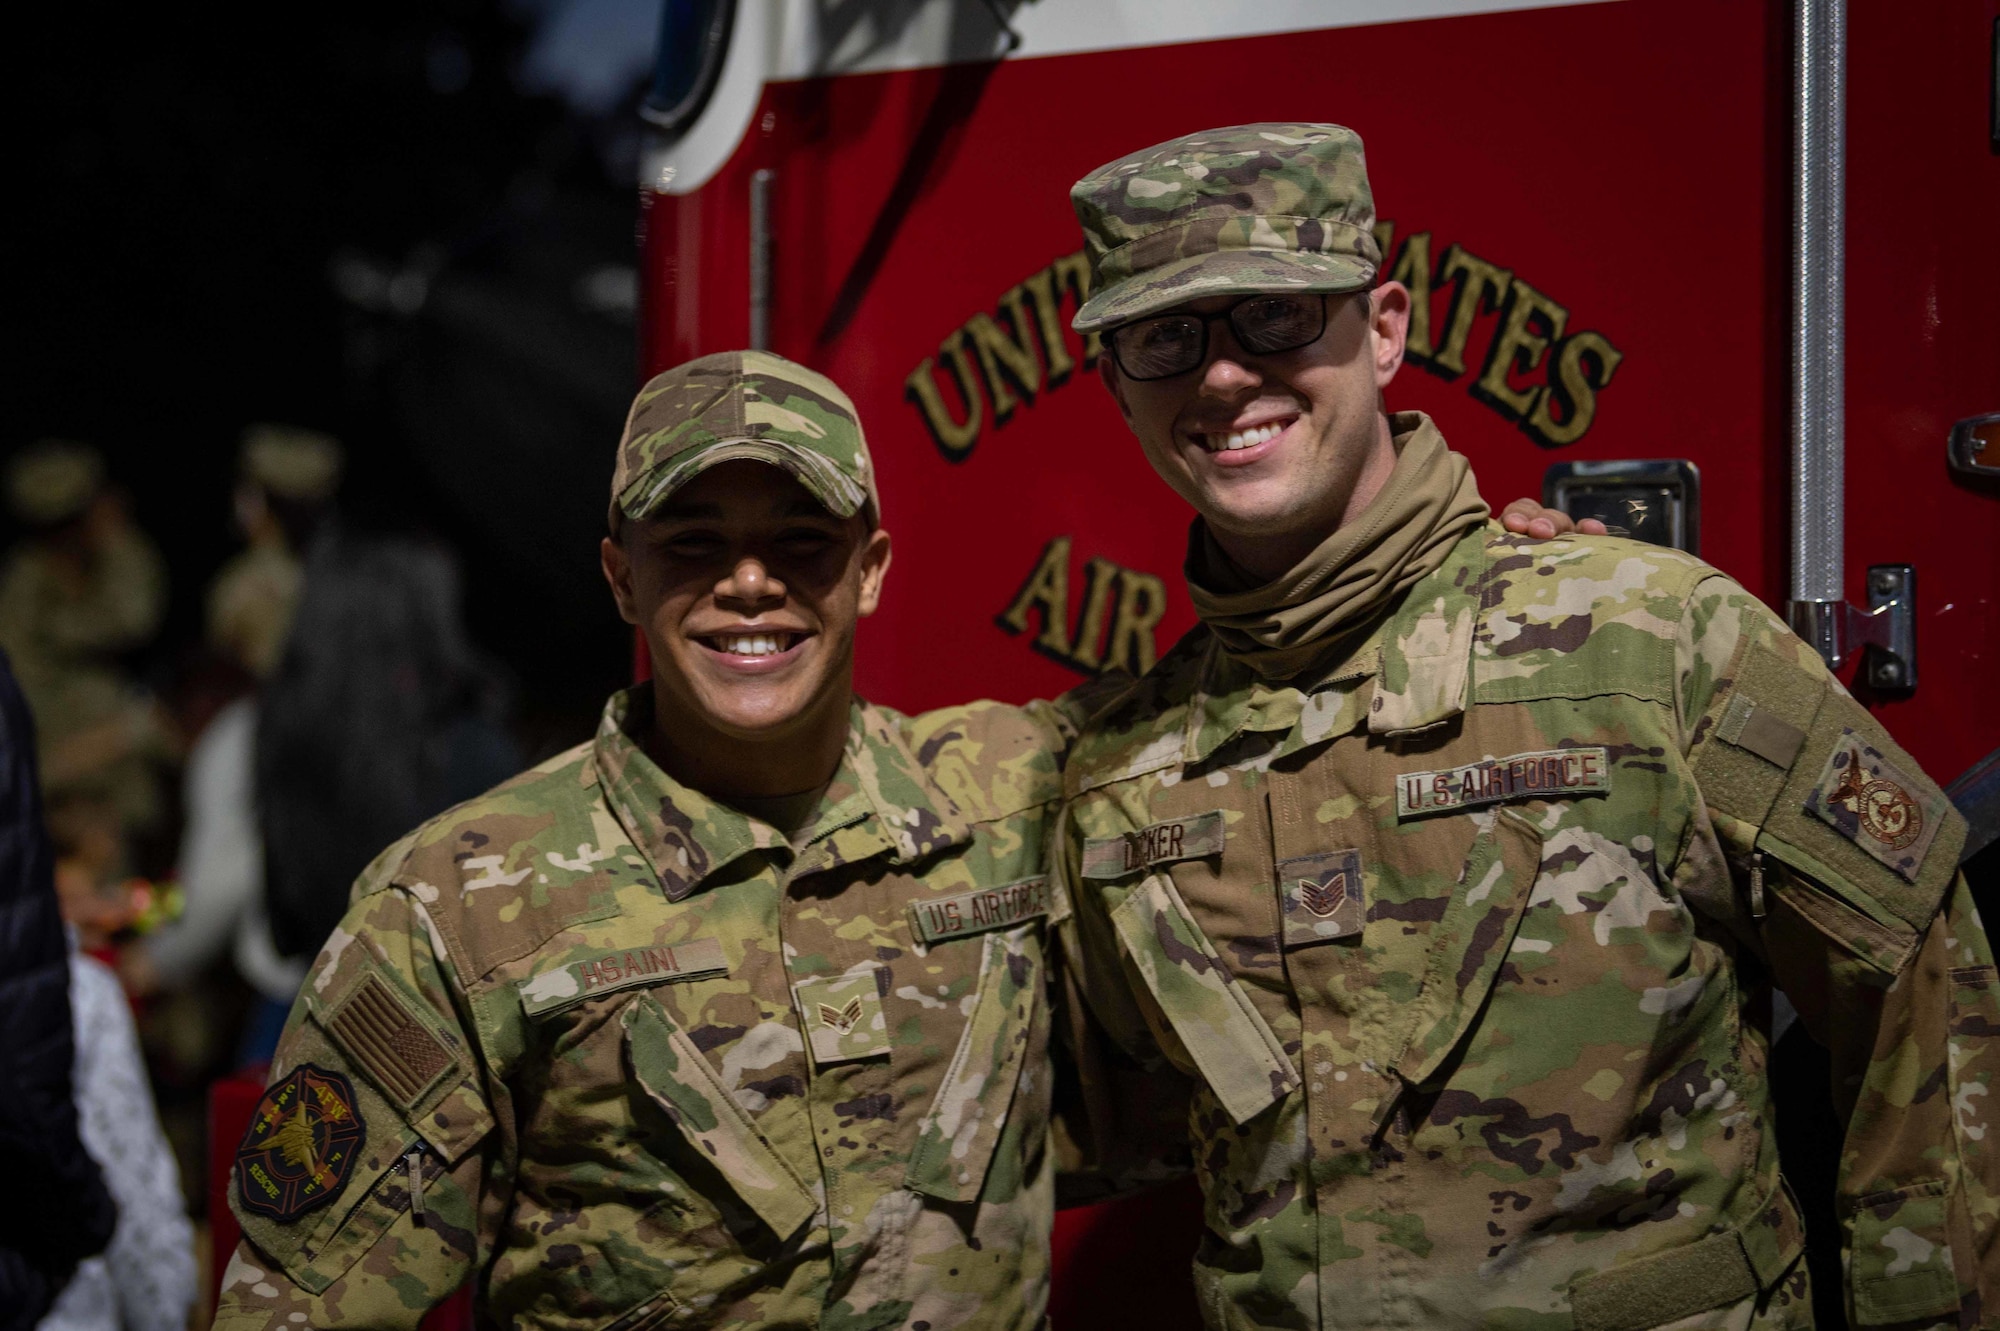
(323, 974, 454, 1110)
(909, 877, 1050, 944)
(517, 936, 728, 1017)
(1081, 810, 1226, 879)
(1804, 729, 1948, 882)
(1717, 694, 1808, 769)
(1396, 747, 1611, 820)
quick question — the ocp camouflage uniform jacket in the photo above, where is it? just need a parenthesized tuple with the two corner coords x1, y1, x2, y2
(215, 686, 1067, 1331)
(1058, 520, 2000, 1331)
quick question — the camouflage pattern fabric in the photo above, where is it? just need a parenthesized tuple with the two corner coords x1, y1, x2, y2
(1058, 516, 1999, 1330)
(612, 351, 879, 527)
(214, 685, 1075, 1330)
(1069, 123, 1380, 334)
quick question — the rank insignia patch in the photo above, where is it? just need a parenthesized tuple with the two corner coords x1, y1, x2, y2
(793, 969, 890, 1064)
(236, 1065, 366, 1222)
(819, 997, 864, 1034)
(1805, 729, 1946, 881)
(1276, 850, 1364, 947)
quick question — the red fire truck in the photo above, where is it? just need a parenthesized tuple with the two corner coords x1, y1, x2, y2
(632, 1, 1999, 1322)
(201, 2, 2000, 1326)
(636, 0, 1996, 764)
(199, 2, 1997, 1325)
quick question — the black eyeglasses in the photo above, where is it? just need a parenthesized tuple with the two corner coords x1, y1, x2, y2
(1107, 292, 1329, 381)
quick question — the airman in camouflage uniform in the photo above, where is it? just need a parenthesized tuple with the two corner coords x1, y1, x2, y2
(206, 423, 343, 679)
(1056, 124, 2000, 1329)
(0, 439, 168, 833)
(214, 352, 1074, 1330)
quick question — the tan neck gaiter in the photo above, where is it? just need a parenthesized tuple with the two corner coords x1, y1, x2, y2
(1185, 412, 1488, 681)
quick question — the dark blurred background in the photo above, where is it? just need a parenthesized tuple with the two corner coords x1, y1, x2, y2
(6, 11, 663, 1316)
(9, 0, 658, 753)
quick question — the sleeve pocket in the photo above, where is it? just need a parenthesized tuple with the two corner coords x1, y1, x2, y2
(623, 993, 820, 1240)
(1847, 1180, 1961, 1326)
(905, 923, 1043, 1202)
(1107, 871, 1298, 1125)
(230, 1020, 493, 1295)
(1692, 642, 1963, 972)
(1568, 1171, 1806, 1331)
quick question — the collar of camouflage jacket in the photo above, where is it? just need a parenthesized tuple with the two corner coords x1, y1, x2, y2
(1184, 412, 1488, 683)
(590, 687, 971, 900)
(1180, 521, 1490, 767)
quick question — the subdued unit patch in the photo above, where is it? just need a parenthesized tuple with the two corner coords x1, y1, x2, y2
(324, 975, 454, 1109)
(1805, 729, 1947, 882)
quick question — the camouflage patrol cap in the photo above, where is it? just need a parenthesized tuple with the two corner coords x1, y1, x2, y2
(1069, 123, 1380, 333)
(241, 423, 343, 501)
(6, 439, 105, 526)
(611, 351, 879, 528)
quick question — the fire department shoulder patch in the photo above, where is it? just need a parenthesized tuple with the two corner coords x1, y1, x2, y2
(236, 1065, 367, 1222)
(1804, 728, 1946, 882)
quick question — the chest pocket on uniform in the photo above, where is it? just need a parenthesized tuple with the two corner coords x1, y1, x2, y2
(904, 922, 1046, 1202)
(623, 995, 820, 1240)
(1107, 872, 1299, 1125)
(1389, 808, 1544, 1088)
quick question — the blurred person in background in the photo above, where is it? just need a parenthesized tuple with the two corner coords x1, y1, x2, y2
(0, 440, 170, 851)
(245, 525, 519, 1061)
(206, 424, 341, 681)
(127, 424, 344, 1034)
(115, 647, 282, 1064)
(0, 648, 116, 1330)
(38, 929, 198, 1331)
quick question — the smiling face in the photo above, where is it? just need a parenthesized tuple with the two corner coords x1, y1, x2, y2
(1100, 283, 1412, 581)
(601, 460, 892, 795)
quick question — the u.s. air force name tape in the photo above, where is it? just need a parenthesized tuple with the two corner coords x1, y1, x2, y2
(517, 937, 728, 1016)
(1081, 810, 1226, 879)
(1396, 747, 1612, 819)
(909, 877, 1050, 945)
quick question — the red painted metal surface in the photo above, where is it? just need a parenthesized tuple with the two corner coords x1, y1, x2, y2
(645, 3, 1767, 710)
(207, 1074, 263, 1316)
(640, 0, 2000, 1318)
(1843, 0, 2000, 784)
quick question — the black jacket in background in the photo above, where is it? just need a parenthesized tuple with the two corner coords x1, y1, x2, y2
(0, 649, 116, 1328)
